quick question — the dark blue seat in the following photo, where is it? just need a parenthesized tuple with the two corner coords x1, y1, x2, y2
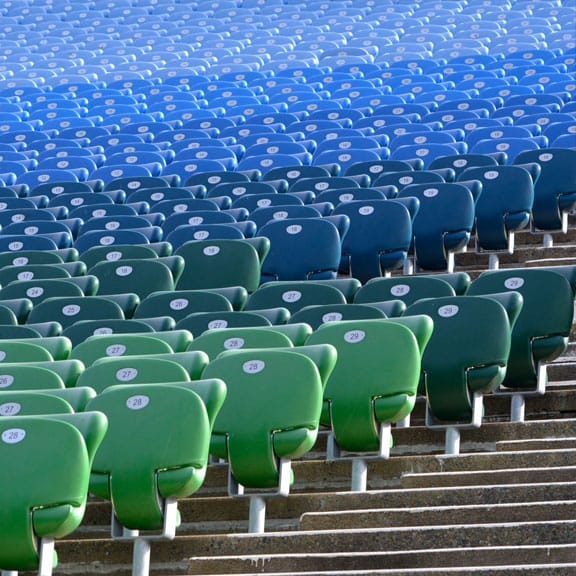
(333, 199, 413, 282)
(397, 183, 476, 272)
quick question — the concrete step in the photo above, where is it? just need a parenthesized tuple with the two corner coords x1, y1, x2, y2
(455, 244, 576, 269)
(299, 500, 576, 530)
(496, 437, 576, 451)
(401, 465, 576, 489)
(180, 565, 576, 576)
(183, 546, 576, 575)
(76, 449, 576, 537)
(57, 520, 576, 565)
(81, 480, 576, 538)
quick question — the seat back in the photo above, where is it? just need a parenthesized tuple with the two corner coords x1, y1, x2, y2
(86, 382, 224, 530)
(0, 412, 107, 571)
(467, 269, 574, 389)
(306, 318, 429, 452)
(203, 347, 333, 489)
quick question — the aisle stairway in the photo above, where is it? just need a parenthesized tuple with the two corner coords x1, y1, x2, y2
(51, 222, 576, 576)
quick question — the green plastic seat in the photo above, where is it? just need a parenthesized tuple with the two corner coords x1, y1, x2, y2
(0, 298, 33, 324)
(187, 327, 293, 360)
(140, 330, 193, 352)
(87, 381, 224, 531)
(76, 353, 209, 393)
(134, 290, 233, 323)
(46, 387, 97, 411)
(19, 360, 84, 388)
(0, 250, 64, 269)
(248, 323, 313, 346)
(0, 337, 70, 360)
(27, 296, 126, 329)
(0, 264, 71, 285)
(20, 322, 63, 338)
(0, 391, 74, 417)
(246, 281, 347, 315)
(88, 259, 176, 299)
(0, 304, 18, 326)
(80, 244, 161, 270)
(175, 310, 273, 337)
(62, 319, 156, 346)
(354, 276, 457, 307)
(406, 295, 522, 430)
(175, 238, 269, 292)
(0, 325, 43, 339)
(306, 319, 430, 467)
(71, 334, 175, 367)
(203, 347, 336, 515)
(467, 269, 574, 395)
(0, 341, 53, 363)
(0, 364, 65, 391)
(0, 412, 107, 572)
(425, 272, 471, 295)
(0, 279, 85, 305)
(290, 303, 387, 330)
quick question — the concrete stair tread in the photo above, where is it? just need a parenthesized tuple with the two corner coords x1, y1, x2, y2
(401, 465, 576, 488)
(181, 545, 576, 575)
(57, 520, 576, 563)
(299, 500, 576, 530)
(177, 565, 576, 576)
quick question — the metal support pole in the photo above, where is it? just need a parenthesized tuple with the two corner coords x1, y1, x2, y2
(248, 496, 267, 534)
(132, 538, 151, 576)
(396, 414, 411, 428)
(445, 427, 461, 456)
(488, 253, 500, 270)
(351, 458, 368, 492)
(511, 394, 526, 423)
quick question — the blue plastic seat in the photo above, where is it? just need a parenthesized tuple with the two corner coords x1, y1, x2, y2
(459, 164, 536, 254)
(334, 199, 413, 282)
(390, 143, 468, 169)
(397, 182, 476, 272)
(259, 216, 348, 282)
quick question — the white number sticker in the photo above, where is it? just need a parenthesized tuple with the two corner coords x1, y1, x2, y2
(8, 241, 23, 251)
(24, 226, 38, 235)
(273, 211, 289, 220)
(203, 246, 220, 256)
(0, 375, 14, 388)
(106, 344, 126, 357)
(344, 330, 366, 343)
(286, 224, 302, 235)
(62, 305, 81, 316)
(224, 337, 245, 350)
(194, 230, 209, 240)
(538, 153, 553, 162)
(170, 298, 189, 311)
(12, 257, 28, 266)
(115, 266, 133, 277)
(322, 312, 343, 323)
(390, 284, 410, 296)
(282, 290, 302, 303)
(99, 236, 115, 246)
(26, 287, 44, 298)
(126, 395, 149, 410)
(0, 402, 21, 416)
(438, 305, 459, 318)
(116, 368, 138, 382)
(504, 277, 525, 290)
(358, 206, 374, 216)
(242, 360, 265, 374)
(423, 188, 439, 198)
(94, 327, 113, 335)
(208, 319, 228, 329)
(105, 251, 123, 261)
(2, 428, 25, 444)
(17, 271, 34, 281)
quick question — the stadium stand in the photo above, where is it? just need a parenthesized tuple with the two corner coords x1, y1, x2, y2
(0, 0, 575, 575)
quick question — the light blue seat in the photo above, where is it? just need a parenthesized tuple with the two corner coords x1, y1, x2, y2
(390, 143, 468, 168)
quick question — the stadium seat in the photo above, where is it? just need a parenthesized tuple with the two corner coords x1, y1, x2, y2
(0, 412, 107, 574)
(467, 269, 575, 421)
(405, 293, 523, 453)
(203, 346, 336, 532)
(86, 382, 224, 576)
